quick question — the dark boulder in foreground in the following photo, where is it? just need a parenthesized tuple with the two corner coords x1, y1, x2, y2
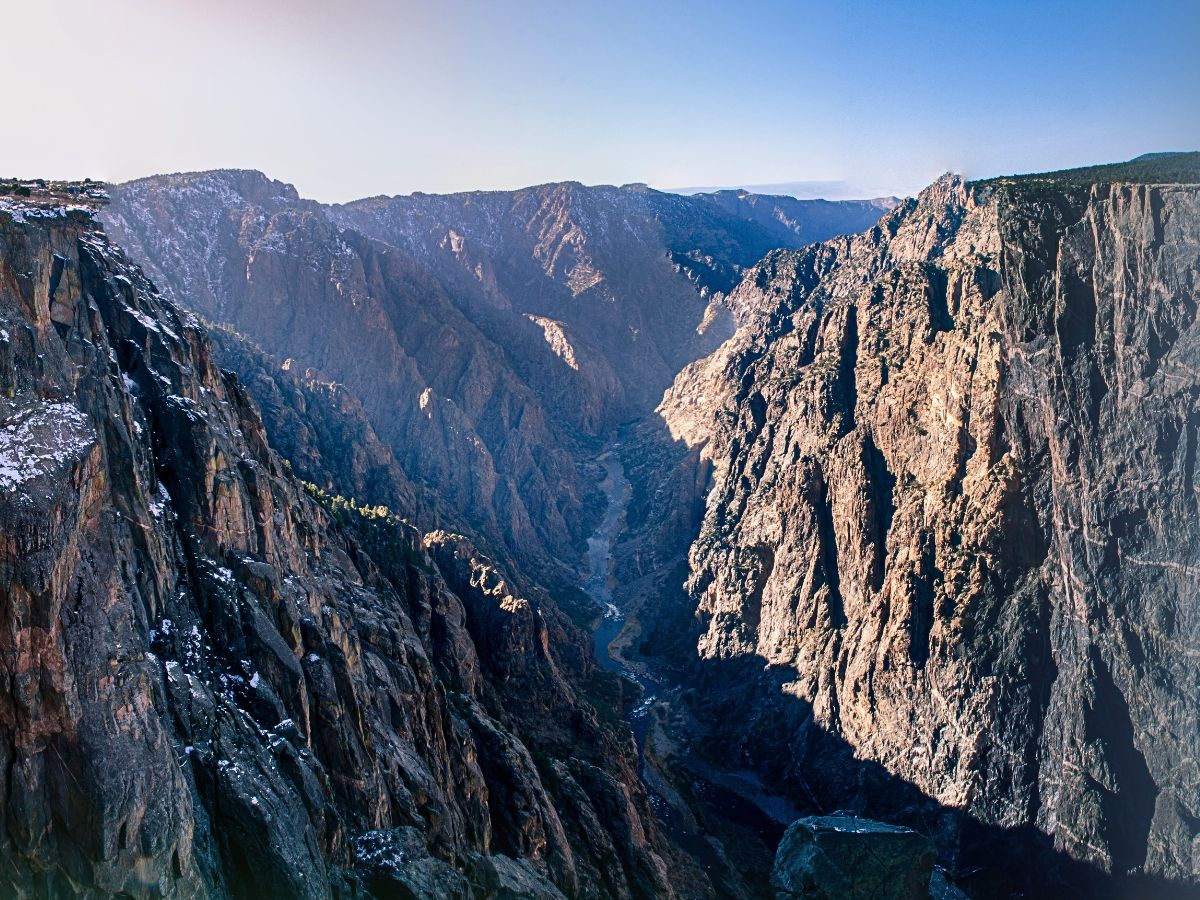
(771, 815, 935, 900)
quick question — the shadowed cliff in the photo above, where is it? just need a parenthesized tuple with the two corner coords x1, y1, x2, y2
(622, 155, 1200, 896)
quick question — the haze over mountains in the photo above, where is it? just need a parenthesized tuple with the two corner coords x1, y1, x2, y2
(668, 181, 902, 202)
(0, 153, 1198, 899)
(99, 173, 893, 587)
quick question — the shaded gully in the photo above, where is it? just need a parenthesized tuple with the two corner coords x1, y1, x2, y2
(582, 442, 797, 875)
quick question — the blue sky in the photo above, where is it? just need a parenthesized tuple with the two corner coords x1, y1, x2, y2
(6, 0, 1198, 200)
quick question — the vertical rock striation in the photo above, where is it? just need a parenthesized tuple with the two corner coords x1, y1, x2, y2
(650, 157, 1200, 893)
(0, 185, 673, 898)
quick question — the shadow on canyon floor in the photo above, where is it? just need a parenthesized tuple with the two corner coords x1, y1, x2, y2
(608, 418, 1197, 900)
(681, 653, 1198, 900)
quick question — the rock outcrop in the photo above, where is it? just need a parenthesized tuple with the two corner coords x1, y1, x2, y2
(770, 815, 935, 900)
(0, 184, 674, 898)
(635, 155, 1200, 895)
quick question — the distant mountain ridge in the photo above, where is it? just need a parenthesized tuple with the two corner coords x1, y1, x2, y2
(683, 191, 896, 249)
(666, 179, 901, 200)
(100, 171, 893, 589)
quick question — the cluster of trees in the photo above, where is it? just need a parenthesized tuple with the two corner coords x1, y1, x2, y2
(301, 480, 428, 574)
(301, 480, 393, 520)
(976, 152, 1200, 199)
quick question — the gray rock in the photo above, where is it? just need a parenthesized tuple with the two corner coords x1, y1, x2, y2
(927, 867, 969, 900)
(465, 854, 568, 900)
(641, 154, 1200, 893)
(770, 815, 935, 900)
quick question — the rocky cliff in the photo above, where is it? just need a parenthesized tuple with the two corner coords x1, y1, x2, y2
(639, 155, 1200, 895)
(99, 174, 890, 590)
(99, 171, 594, 588)
(0, 183, 679, 898)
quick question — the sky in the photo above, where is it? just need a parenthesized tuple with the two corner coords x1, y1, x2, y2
(4, 0, 1198, 202)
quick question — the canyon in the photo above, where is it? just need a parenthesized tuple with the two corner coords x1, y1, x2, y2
(0, 152, 1196, 898)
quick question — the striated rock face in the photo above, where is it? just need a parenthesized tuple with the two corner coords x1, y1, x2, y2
(0, 186, 673, 898)
(99, 172, 592, 586)
(99, 173, 891, 587)
(647, 158, 1200, 893)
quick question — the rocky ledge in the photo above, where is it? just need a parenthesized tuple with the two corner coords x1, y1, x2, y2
(0, 187, 676, 898)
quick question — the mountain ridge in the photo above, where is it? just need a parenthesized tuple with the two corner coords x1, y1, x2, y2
(620, 156, 1200, 895)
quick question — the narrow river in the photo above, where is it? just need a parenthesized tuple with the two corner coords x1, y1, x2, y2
(583, 448, 630, 645)
(582, 443, 793, 872)
(584, 448, 662, 754)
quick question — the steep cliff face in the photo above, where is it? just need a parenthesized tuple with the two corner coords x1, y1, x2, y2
(648, 158, 1200, 892)
(0, 185, 674, 899)
(99, 172, 593, 586)
(99, 174, 890, 587)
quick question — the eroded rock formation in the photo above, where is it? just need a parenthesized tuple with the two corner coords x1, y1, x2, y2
(0, 184, 674, 898)
(641, 156, 1200, 894)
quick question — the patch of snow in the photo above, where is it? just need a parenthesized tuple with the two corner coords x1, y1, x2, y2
(149, 483, 169, 518)
(124, 306, 170, 337)
(0, 402, 95, 492)
(0, 201, 27, 223)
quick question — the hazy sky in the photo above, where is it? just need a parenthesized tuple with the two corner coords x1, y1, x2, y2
(6, 0, 1198, 201)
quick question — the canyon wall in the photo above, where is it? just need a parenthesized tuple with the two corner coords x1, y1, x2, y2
(0, 186, 679, 899)
(100, 174, 890, 590)
(647, 161, 1200, 893)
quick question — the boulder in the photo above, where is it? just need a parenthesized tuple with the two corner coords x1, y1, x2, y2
(771, 815, 935, 900)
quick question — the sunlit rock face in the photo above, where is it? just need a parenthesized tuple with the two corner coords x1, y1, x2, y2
(12, 152, 1196, 898)
(0, 185, 675, 899)
(99, 173, 891, 587)
(645, 158, 1200, 892)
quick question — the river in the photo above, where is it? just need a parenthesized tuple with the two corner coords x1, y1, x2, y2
(581, 443, 795, 873)
(583, 450, 661, 754)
